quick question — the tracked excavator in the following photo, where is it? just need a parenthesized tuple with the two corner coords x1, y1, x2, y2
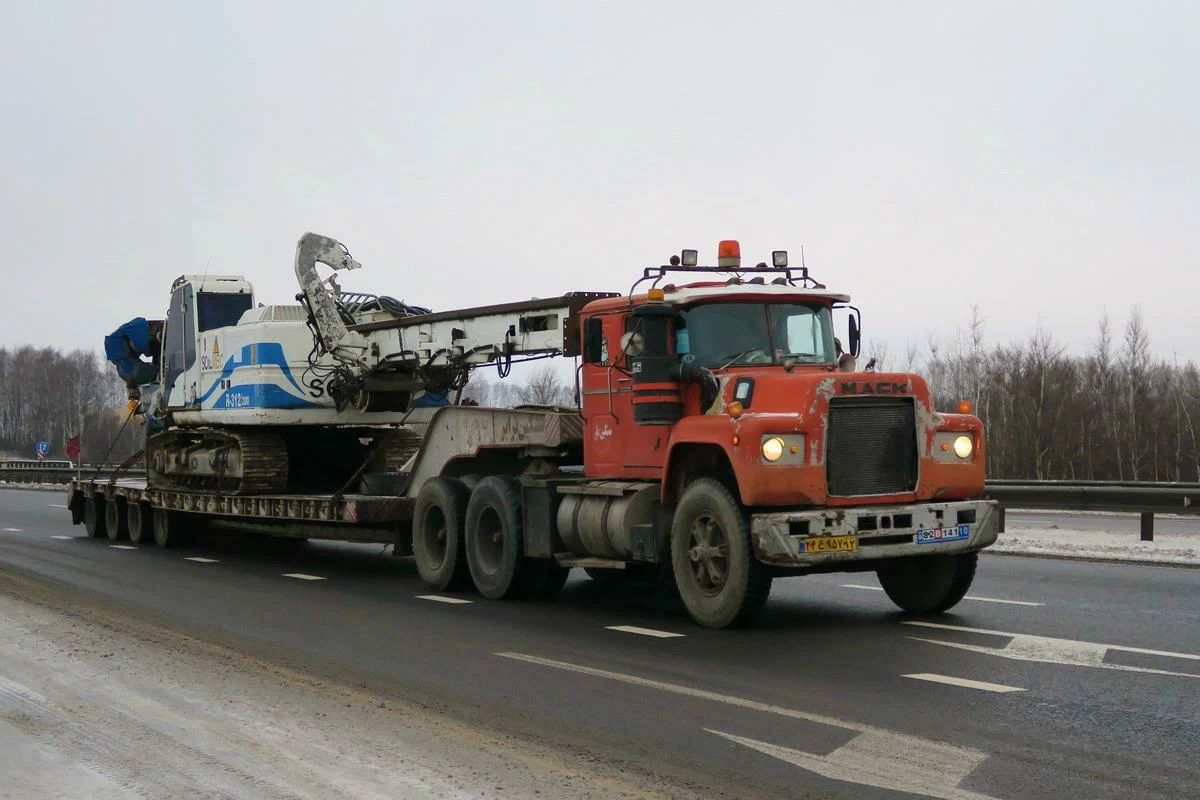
(106, 232, 609, 495)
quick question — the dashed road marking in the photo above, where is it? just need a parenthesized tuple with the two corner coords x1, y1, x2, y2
(496, 652, 994, 799)
(2, 528, 23, 532)
(904, 621, 1200, 677)
(185, 557, 220, 563)
(903, 673, 1026, 693)
(282, 573, 325, 581)
(49, 535, 73, 540)
(416, 595, 474, 604)
(109, 545, 137, 550)
(47, 504, 68, 508)
(841, 584, 1043, 607)
(605, 625, 686, 638)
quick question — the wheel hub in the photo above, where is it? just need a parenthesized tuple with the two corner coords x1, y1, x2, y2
(687, 514, 729, 596)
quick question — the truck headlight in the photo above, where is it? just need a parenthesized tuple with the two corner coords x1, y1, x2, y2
(953, 435, 973, 459)
(761, 436, 785, 462)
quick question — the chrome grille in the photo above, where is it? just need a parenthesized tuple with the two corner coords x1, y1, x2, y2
(826, 397, 918, 497)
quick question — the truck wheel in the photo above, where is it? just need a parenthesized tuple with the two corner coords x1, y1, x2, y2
(670, 478, 772, 629)
(105, 498, 129, 541)
(413, 477, 472, 592)
(465, 476, 528, 600)
(84, 496, 107, 538)
(876, 553, 978, 614)
(152, 508, 186, 548)
(127, 503, 147, 544)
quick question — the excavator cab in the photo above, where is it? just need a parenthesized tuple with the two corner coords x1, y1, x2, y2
(159, 275, 254, 410)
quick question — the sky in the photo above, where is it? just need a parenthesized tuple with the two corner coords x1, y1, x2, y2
(2, 1, 1198, 370)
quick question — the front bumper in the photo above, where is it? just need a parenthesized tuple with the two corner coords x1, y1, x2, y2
(750, 499, 1000, 569)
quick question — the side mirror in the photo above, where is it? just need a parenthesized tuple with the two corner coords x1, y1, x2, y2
(583, 317, 604, 364)
(848, 314, 861, 358)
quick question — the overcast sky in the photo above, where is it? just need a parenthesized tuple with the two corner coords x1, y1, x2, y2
(3, 2, 1198, 368)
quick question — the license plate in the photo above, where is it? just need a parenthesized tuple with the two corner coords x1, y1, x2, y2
(916, 525, 970, 544)
(800, 535, 858, 553)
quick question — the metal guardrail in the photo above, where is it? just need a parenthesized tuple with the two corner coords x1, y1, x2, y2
(3, 463, 1191, 541)
(0, 464, 146, 486)
(985, 480, 1200, 541)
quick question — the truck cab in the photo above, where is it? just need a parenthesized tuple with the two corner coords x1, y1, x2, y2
(574, 242, 998, 626)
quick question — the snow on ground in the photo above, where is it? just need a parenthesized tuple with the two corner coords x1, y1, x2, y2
(993, 524, 1200, 566)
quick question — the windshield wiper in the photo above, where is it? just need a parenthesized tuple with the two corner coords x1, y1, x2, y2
(716, 348, 765, 370)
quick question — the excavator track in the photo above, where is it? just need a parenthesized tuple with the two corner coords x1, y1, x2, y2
(147, 428, 288, 495)
(373, 427, 426, 472)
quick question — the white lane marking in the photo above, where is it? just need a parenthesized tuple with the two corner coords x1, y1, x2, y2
(109, 545, 137, 550)
(47, 504, 68, 508)
(707, 729, 995, 800)
(494, 652, 993, 800)
(2, 528, 23, 532)
(416, 594, 474, 604)
(50, 535, 73, 540)
(841, 584, 1044, 607)
(903, 673, 1026, 693)
(185, 557, 220, 563)
(605, 625, 686, 638)
(904, 621, 1200, 678)
(282, 573, 325, 581)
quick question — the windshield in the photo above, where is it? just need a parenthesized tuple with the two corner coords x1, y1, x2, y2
(197, 292, 253, 332)
(677, 302, 836, 368)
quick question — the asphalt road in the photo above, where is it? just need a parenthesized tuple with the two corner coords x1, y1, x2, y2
(1, 489, 1198, 799)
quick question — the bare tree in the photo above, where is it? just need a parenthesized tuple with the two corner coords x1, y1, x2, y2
(516, 365, 572, 406)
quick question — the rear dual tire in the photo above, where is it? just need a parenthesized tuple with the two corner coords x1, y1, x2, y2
(876, 553, 978, 614)
(463, 476, 567, 600)
(413, 477, 472, 592)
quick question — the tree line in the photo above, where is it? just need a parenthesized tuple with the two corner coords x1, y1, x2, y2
(5, 312, 1198, 483)
(0, 346, 137, 464)
(868, 306, 1200, 482)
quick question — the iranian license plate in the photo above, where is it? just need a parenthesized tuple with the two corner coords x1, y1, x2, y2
(916, 525, 970, 544)
(800, 535, 858, 553)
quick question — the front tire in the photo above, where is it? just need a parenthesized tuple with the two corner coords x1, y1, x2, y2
(670, 478, 772, 629)
(876, 553, 978, 613)
(413, 477, 472, 591)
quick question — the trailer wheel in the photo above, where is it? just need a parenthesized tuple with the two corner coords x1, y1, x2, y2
(105, 498, 129, 541)
(84, 495, 107, 538)
(877, 553, 978, 614)
(670, 478, 772, 629)
(127, 503, 148, 544)
(465, 476, 530, 600)
(152, 508, 187, 548)
(413, 477, 472, 592)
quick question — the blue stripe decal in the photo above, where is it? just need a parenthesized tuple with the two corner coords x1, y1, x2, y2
(198, 342, 307, 404)
(212, 383, 321, 410)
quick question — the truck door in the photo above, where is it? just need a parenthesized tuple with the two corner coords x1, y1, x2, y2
(581, 311, 669, 477)
(161, 283, 199, 408)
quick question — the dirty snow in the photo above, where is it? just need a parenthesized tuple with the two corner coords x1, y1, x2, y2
(992, 523, 1200, 566)
(0, 577, 677, 799)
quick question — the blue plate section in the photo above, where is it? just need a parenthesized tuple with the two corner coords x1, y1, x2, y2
(199, 343, 308, 404)
(212, 384, 321, 410)
(915, 525, 970, 544)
